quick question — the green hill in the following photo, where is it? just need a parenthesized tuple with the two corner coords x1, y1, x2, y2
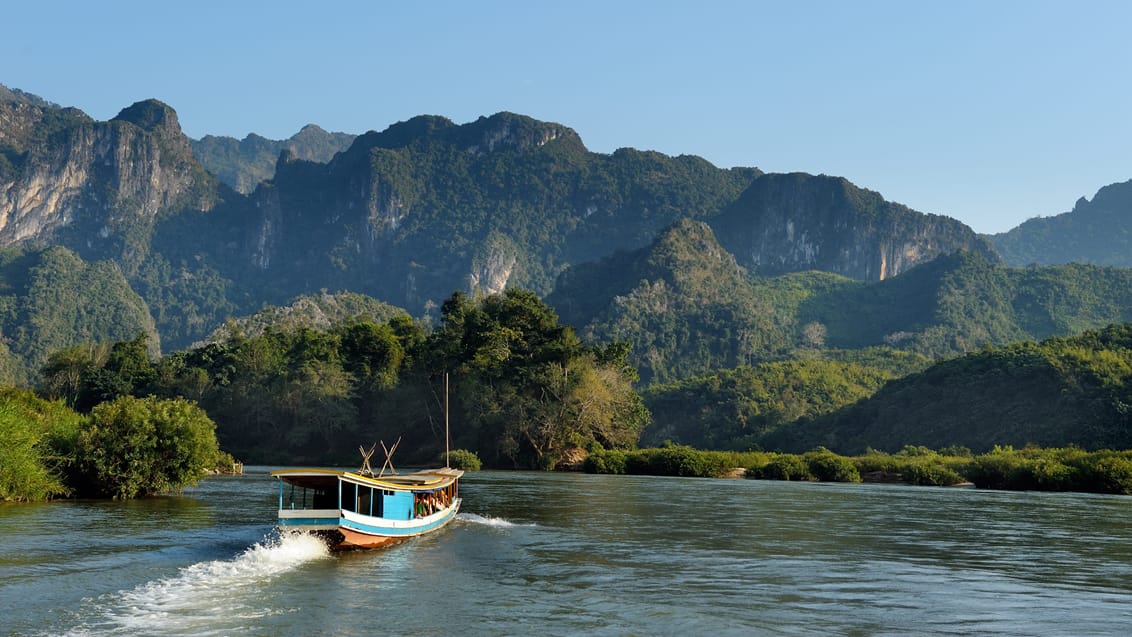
(641, 359, 894, 449)
(762, 323, 1132, 454)
(0, 246, 158, 383)
(549, 218, 787, 385)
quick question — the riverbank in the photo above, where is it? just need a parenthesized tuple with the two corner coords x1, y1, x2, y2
(581, 444, 1132, 496)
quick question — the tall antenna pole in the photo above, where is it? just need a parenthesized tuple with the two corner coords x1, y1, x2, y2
(445, 371, 450, 468)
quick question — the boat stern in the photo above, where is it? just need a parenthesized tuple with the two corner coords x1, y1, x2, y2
(277, 508, 340, 531)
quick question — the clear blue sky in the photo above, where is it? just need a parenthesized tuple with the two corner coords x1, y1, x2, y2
(3, 0, 1130, 233)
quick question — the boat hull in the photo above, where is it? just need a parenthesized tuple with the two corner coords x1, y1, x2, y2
(333, 499, 462, 550)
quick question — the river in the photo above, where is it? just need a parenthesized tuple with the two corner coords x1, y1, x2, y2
(2, 469, 1132, 636)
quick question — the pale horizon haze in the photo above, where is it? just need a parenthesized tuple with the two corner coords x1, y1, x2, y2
(2, 0, 1130, 234)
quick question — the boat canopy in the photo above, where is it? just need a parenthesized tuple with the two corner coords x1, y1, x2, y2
(272, 467, 463, 493)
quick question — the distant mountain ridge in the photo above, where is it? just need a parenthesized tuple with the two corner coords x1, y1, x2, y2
(191, 124, 356, 194)
(990, 179, 1132, 267)
(2, 82, 1131, 389)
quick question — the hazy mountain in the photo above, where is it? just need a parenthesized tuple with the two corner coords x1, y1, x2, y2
(195, 290, 407, 346)
(990, 179, 1132, 267)
(191, 124, 356, 194)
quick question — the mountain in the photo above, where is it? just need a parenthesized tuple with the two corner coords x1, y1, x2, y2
(191, 124, 356, 194)
(712, 172, 1000, 279)
(549, 218, 789, 385)
(0, 94, 227, 275)
(215, 111, 763, 313)
(4, 84, 1130, 384)
(990, 179, 1132, 267)
(761, 323, 1132, 454)
(550, 220, 1132, 384)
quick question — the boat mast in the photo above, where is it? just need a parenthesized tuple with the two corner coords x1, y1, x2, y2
(445, 371, 450, 468)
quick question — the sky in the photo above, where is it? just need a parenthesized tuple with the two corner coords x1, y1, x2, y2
(2, 0, 1130, 234)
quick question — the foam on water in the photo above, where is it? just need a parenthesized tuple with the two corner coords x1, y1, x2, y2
(83, 532, 330, 636)
(458, 512, 533, 527)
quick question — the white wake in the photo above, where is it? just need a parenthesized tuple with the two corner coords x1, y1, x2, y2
(457, 512, 534, 527)
(78, 532, 330, 636)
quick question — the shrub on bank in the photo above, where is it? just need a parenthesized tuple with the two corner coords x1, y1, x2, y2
(76, 396, 220, 499)
(751, 454, 813, 481)
(965, 446, 1132, 494)
(899, 461, 965, 487)
(584, 445, 748, 478)
(804, 448, 862, 483)
(446, 449, 483, 471)
(583, 448, 627, 474)
(0, 389, 81, 501)
(587, 443, 1132, 495)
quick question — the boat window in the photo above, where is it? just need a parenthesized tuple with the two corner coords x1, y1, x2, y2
(358, 485, 373, 516)
(343, 482, 358, 513)
(284, 484, 334, 510)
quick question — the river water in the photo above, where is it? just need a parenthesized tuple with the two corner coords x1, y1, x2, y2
(2, 469, 1132, 636)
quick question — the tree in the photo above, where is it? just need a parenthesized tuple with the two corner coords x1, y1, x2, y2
(75, 396, 220, 499)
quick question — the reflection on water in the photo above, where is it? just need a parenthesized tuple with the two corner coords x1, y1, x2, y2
(2, 469, 1132, 636)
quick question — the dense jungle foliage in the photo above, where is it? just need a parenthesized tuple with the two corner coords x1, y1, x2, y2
(37, 289, 648, 470)
(0, 246, 158, 384)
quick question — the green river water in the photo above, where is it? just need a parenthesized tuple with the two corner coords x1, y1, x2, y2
(2, 468, 1131, 635)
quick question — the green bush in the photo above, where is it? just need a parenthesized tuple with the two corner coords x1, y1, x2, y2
(1079, 452, 1132, 494)
(586, 445, 739, 478)
(446, 448, 482, 471)
(804, 449, 862, 483)
(583, 448, 627, 474)
(754, 454, 814, 481)
(900, 461, 965, 486)
(852, 449, 902, 475)
(76, 395, 220, 499)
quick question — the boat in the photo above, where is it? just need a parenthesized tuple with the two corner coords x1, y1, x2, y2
(271, 463, 463, 550)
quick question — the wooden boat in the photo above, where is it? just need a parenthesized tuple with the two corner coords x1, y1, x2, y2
(272, 464, 463, 550)
(275, 375, 463, 550)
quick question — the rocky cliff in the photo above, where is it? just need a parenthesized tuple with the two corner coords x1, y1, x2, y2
(0, 86, 1012, 353)
(712, 173, 999, 280)
(0, 96, 222, 273)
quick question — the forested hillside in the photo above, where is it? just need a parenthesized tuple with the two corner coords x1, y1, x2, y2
(760, 324, 1132, 454)
(991, 179, 1132, 267)
(38, 290, 645, 469)
(0, 246, 158, 383)
(549, 221, 1132, 385)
